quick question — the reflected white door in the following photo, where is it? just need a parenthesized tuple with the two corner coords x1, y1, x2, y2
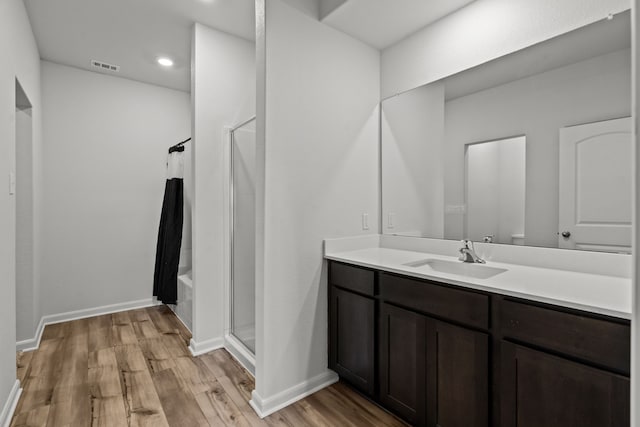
(558, 117, 631, 252)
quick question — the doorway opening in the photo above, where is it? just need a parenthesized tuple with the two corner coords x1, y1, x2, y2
(15, 79, 36, 346)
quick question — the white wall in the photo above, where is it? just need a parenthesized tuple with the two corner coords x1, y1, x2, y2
(0, 0, 42, 412)
(381, 82, 445, 237)
(191, 24, 255, 350)
(40, 61, 190, 317)
(381, 0, 630, 98)
(445, 49, 631, 247)
(253, 0, 380, 414)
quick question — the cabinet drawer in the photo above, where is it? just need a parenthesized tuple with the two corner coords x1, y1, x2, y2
(500, 299, 630, 374)
(380, 273, 489, 329)
(329, 262, 375, 296)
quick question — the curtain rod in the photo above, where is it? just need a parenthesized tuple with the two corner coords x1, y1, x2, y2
(230, 115, 257, 132)
(168, 137, 191, 153)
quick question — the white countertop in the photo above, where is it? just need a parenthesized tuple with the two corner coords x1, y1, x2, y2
(325, 243, 632, 320)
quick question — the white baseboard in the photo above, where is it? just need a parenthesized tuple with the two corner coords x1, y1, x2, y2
(0, 380, 21, 427)
(249, 370, 339, 418)
(223, 334, 255, 377)
(16, 298, 161, 352)
(189, 336, 224, 357)
(16, 317, 45, 352)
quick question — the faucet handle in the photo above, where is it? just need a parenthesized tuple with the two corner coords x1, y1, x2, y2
(461, 239, 473, 249)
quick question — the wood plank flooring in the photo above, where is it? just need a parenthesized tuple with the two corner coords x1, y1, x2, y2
(12, 305, 406, 426)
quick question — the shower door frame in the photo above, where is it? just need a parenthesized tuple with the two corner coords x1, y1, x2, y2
(227, 116, 257, 370)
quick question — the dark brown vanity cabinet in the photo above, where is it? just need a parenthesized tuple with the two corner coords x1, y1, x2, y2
(425, 320, 489, 427)
(379, 302, 489, 427)
(378, 272, 490, 427)
(500, 342, 629, 427)
(327, 261, 630, 427)
(328, 263, 376, 396)
(379, 302, 426, 424)
(499, 299, 630, 427)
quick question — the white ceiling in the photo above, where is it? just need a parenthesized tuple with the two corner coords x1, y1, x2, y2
(24, 0, 477, 92)
(444, 10, 631, 101)
(24, 0, 256, 92)
(321, 0, 477, 50)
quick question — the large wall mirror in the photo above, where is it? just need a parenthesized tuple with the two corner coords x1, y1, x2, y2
(381, 10, 632, 252)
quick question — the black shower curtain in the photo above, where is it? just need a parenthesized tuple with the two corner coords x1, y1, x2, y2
(153, 145, 184, 304)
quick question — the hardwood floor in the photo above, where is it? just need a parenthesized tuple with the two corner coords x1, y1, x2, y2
(12, 305, 406, 426)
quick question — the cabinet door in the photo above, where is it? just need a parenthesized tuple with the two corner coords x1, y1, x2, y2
(501, 342, 629, 427)
(426, 320, 489, 427)
(329, 286, 375, 395)
(380, 303, 426, 425)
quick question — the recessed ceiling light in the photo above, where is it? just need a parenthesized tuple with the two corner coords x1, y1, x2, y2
(157, 57, 174, 67)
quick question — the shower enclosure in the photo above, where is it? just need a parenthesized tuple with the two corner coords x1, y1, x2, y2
(229, 116, 256, 354)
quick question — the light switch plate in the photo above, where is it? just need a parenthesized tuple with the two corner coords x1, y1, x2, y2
(9, 172, 15, 195)
(362, 213, 369, 230)
(388, 213, 395, 228)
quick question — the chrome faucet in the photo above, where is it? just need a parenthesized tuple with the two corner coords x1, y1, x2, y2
(459, 240, 485, 264)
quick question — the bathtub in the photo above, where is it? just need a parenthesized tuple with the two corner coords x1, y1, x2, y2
(168, 270, 192, 332)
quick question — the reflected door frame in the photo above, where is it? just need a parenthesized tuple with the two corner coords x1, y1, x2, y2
(464, 135, 526, 245)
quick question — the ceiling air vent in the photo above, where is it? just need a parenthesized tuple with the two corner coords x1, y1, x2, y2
(90, 60, 120, 72)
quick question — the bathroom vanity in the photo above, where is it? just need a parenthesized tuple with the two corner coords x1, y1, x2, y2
(325, 236, 631, 427)
(327, 10, 634, 425)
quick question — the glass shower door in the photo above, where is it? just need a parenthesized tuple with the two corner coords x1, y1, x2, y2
(231, 119, 256, 353)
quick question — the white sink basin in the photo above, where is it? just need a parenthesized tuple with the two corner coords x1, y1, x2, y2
(403, 258, 507, 279)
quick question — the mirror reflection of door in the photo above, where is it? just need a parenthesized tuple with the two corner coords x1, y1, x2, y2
(465, 136, 526, 245)
(558, 117, 631, 253)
